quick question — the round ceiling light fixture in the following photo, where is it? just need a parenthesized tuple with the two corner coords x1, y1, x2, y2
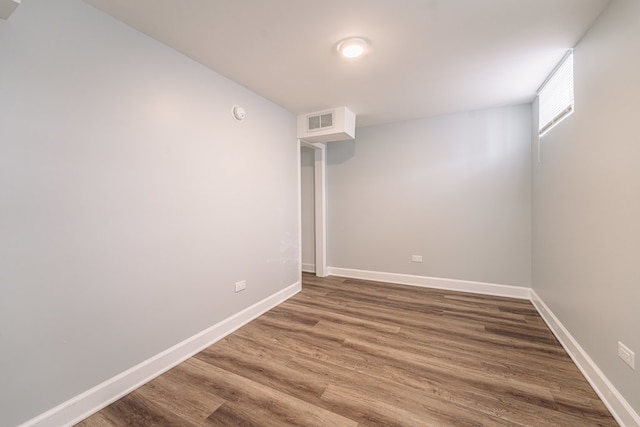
(337, 38, 368, 59)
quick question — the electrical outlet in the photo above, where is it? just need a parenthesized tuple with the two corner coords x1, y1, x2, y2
(235, 280, 246, 293)
(618, 341, 635, 370)
(411, 255, 423, 263)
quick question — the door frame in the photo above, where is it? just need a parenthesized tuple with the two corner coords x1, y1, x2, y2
(299, 140, 327, 277)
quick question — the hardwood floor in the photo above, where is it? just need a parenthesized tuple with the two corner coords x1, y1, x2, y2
(77, 274, 617, 426)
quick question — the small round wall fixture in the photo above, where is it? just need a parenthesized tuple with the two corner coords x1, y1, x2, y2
(337, 38, 368, 59)
(232, 105, 246, 121)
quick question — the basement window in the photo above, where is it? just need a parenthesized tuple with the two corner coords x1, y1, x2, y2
(538, 51, 574, 137)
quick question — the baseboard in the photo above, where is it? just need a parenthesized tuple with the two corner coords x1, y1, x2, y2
(301, 262, 315, 273)
(327, 267, 531, 300)
(17, 275, 638, 427)
(19, 281, 302, 427)
(530, 291, 640, 427)
(328, 267, 639, 425)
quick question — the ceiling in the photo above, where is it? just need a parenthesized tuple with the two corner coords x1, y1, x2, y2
(85, 0, 609, 127)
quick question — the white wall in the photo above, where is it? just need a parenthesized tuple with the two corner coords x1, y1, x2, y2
(0, 1, 298, 425)
(327, 105, 532, 287)
(300, 147, 315, 272)
(532, 0, 640, 416)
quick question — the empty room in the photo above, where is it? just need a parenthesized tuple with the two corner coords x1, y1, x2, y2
(1, 0, 638, 426)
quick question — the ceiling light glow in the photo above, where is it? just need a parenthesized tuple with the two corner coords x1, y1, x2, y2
(337, 38, 368, 59)
(342, 44, 364, 58)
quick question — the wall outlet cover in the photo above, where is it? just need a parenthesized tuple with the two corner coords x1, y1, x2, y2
(618, 341, 635, 370)
(235, 280, 246, 293)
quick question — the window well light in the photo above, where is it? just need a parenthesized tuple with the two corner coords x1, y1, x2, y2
(337, 38, 368, 59)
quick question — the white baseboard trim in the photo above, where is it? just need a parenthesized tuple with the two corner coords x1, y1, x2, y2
(530, 290, 639, 427)
(19, 281, 302, 427)
(301, 262, 316, 273)
(328, 267, 639, 425)
(327, 267, 531, 300)
(17, 273, 639, 427)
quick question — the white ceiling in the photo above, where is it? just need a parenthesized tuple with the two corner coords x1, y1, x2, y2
(85, 0, 609, 127)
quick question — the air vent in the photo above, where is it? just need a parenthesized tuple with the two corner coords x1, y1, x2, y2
(307, 111, 334, 132)
(0, 0, 20, 20)
(297, 107, 355, 143)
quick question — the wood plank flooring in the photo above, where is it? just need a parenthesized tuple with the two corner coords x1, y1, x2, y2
(76, 274, 617, 426)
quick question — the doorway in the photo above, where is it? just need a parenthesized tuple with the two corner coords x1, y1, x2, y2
(299, 141, 327, 277)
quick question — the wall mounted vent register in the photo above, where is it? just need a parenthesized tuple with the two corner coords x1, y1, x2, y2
(307, 112, 334, 132)
(297, 107, 356, 143)
(0, 0, 20, 19)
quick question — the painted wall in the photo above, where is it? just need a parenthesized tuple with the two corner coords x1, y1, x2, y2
(327, 105, 532, 287)
(532, 0, 640, 415)
(300, 147, 316, 272)
(0, 1, 298, 425)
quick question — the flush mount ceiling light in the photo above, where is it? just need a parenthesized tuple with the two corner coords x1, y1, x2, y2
(337, 38, 368, 59)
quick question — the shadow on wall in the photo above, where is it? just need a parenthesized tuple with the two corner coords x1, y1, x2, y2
(327, 140, 356, 165)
